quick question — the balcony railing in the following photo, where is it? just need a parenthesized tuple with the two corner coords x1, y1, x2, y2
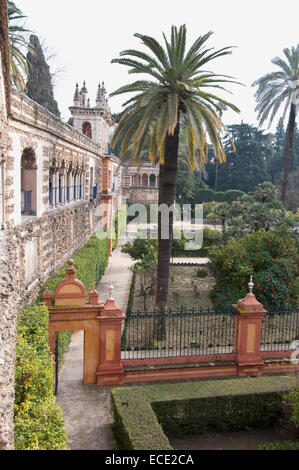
(21, 190, 32, 214)
(49, 185, 83, 207)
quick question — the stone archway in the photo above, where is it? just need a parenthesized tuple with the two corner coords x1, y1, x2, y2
(43, 260, 125, 387)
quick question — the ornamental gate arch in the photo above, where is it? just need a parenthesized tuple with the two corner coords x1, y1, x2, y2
(42, 260, 125, 387)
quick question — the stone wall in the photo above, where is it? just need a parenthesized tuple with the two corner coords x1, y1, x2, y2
(0, 0, 15, 450)
(122, 187, 159, 205)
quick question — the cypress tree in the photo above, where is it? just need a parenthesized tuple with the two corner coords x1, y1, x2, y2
(26, 35, 60, 117)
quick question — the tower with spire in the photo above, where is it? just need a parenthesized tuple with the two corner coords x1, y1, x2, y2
(69, 81, 111, 153)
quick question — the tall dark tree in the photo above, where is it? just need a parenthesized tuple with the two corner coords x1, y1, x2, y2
(110, 25, 240, 310)
(252, 45, 299, 205)
(26, 35, 60, 117)
(206, 123, 272, 192)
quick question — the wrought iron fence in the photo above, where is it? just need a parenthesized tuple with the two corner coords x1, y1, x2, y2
(121, 306, 236, 360)
(260, 307, 299, 352)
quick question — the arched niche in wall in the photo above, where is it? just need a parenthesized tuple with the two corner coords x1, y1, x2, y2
(21, 147, 37, 215)
(149, 174, 156, 187)
(142, 173, 149, 187)
(82, 121, 92, 139)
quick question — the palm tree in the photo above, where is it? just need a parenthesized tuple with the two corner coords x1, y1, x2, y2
(252, 45, 299, 205)
(7, 0, 31, 91)
(110, 25, 240, 311)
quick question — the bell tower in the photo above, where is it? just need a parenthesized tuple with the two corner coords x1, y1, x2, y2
(69, 81, 111, 153)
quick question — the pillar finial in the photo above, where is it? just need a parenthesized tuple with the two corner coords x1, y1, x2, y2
(66, 259, 76, 280)
(248, 275, 254, 296)
(108, 284, 114, 300)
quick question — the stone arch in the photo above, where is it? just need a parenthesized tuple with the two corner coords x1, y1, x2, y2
(21, 147, 37, 215)
(142, 174, 148, 187)
(82, 121, 92, 139)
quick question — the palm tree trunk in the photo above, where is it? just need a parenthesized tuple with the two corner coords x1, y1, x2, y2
(281, 103, 296, 206)
(156, 123, 180, 318)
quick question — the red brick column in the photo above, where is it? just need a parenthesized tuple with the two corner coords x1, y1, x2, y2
(96, 289, 125, 386)
(234, 277, 267, 377)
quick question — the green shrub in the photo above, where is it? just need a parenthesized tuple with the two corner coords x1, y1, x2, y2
(210, 226, 298, 308)
(112, 376, 296, 450)
(14, 235, 110, 450)
(195, 188, 216, 203)
(203, 201, 218, 217)
(153, 392, 282, 435)
(285, 388, 299, 429)
(259, 387, 299, 450)
(215, 191, 225, 202)
(14, 304, 69, 450)
(260, 441, 299, 450)
(223, 190, 245, 203)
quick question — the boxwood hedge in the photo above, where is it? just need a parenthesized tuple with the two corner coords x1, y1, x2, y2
(112, 376, 297, 450)
(14, 235, 109, 450)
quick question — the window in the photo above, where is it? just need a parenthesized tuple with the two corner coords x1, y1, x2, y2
(82, 122, 92, 139)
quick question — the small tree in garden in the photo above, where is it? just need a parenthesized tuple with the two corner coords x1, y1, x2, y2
(210, 226, 298, 308)
(122, 239, 158, 309)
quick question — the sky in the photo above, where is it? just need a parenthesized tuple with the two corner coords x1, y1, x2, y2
(16, 0, 299, 131)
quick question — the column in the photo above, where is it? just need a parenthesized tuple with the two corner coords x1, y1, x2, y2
(234, 276, 266, 377)
(96, 287, 125, 386)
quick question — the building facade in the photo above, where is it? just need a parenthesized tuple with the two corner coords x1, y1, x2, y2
(0, 3, 117, 446)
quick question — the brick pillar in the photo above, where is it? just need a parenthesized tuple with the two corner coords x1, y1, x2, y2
(233, 277, 267, 377)
(96, 288, 125, 386)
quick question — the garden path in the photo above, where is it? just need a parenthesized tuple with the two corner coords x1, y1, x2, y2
(56, 235, 134, 450)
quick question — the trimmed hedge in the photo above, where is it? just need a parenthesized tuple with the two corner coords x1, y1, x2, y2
(112, 375, 297, 450)
(195, 188, 244, 204)
(14, 235, 110, 450)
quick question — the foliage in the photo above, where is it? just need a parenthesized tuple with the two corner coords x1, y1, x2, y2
(7, 0, 31, 91)
(212, 182, 292, 240)
(260, 440, 299, 450)
(14, 304, 68, 450)
(205, 124, 273, 192)
(26, 35, 60, 117)
(121, 237, 158, 261)
(210, 226, 298, 308)
(252, 45, 299, 204)
(202, 201, 218, 217)
(260, 387, 299, 450)
(112, 376, 296, 450)
(110, 25, 239, 166)
(285, 387, 299, 429)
